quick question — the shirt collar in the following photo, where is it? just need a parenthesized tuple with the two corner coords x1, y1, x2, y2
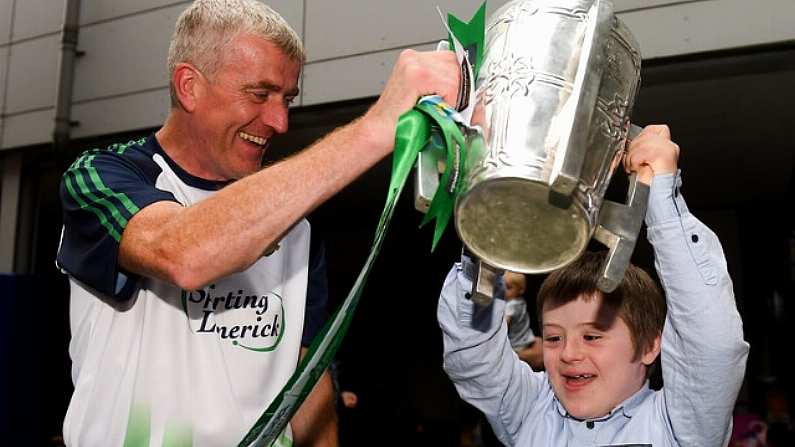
(552, 380, 653, 421)
(146, 134, 233, 191)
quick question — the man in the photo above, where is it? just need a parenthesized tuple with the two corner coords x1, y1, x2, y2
(57, 0, 460, 445)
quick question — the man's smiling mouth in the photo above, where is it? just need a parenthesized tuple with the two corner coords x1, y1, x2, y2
(239, 130, 269, 148)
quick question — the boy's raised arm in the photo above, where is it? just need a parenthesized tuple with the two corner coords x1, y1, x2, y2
(628, 125, 749, 445)
(645, 172, 749, 446)
(437, 256, 546, 445)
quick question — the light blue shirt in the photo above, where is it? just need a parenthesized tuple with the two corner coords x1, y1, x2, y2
(438, 172, 749, 447)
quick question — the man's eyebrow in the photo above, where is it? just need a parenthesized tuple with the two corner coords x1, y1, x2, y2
(243, 81, 299, 97)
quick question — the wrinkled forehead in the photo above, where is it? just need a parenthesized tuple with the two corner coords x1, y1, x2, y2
(220, 32, 301, 68)
(214, 34, 302, 89)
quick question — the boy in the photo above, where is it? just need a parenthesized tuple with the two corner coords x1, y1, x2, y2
(438, 125, 749, 446)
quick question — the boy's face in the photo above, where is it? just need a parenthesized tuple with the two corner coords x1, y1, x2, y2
(542, 293, 660, 419)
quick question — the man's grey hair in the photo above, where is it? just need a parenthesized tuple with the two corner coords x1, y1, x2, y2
(167, 0, 305, 105)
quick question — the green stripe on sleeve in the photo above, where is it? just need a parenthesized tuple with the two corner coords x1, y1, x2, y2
(64, 172, 123, 242)
(63, 140, 148, 243)
(71, 163, 129, 232)
(84, 154, 141, 216)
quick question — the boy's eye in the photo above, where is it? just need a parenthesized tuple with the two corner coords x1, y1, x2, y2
(544, 335, 561, 343)
(583, 334, 602, 342)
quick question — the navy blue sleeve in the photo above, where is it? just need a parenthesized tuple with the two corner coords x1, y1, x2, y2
(302, 237, 329, 347)
(56, 140, 178, 300)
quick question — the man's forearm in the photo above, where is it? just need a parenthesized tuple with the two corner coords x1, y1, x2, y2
(120, 117, 387, 290)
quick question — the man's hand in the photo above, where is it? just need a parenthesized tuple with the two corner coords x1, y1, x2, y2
(362, 49, 461, 151)
(624, 124, 680, 185)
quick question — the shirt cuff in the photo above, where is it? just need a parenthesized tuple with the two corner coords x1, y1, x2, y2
(644, 169, 690, 227)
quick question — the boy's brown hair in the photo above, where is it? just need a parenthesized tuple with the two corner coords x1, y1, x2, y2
(536, 251, 666, 361)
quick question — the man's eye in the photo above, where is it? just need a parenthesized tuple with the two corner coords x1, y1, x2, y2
(285, 96, 296, 106)
(252, 92, 269, 102)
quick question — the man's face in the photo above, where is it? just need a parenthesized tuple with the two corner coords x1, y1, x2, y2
(542, 293, 656, 419)
(193, 33, 300, 180)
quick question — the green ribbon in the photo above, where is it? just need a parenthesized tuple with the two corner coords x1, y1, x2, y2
(448, 1, 486, 78)
(239, 100, 468, 447)
(415, 99, 468, 251)
(238, 4, 486, 445)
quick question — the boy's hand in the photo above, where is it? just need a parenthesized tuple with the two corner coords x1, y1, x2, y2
(624, 124, 680, 185)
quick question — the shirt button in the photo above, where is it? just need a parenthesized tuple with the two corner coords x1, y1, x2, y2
(691, 234, 699, 243)
(586, 421, 595, 429)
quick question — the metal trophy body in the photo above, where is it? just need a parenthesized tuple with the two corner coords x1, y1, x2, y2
(447, 0, 648, 297)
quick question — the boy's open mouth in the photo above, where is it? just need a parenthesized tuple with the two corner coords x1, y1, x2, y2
(563, 374, 596, 388)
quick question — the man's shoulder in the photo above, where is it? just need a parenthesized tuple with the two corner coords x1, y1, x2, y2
(66, 136, 154, 170)
(61, 136, 168, 189)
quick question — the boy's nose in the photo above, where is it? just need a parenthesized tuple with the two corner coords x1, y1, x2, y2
(560, 339, 585, 363)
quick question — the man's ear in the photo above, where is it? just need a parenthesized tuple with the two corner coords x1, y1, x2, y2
(172, 63, 202, 112)
(641, 334, 662, 366)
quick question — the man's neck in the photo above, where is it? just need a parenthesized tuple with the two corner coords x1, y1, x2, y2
(156, 111, 224, 181)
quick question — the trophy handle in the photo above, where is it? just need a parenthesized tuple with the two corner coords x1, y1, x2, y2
(549, 0, 613, 199)
(471, 258, 501, 306)
(414, 142, 444, 213)
(593, 123, 648, 292)
(459, 246, 502, 306)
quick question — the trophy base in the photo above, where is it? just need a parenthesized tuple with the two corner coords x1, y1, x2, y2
(455, 177, 591, 274)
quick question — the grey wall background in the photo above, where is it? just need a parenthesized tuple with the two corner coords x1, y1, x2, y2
(0, 0, 793, 150)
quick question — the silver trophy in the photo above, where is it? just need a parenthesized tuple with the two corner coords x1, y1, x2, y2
(416, 0, 647, 302)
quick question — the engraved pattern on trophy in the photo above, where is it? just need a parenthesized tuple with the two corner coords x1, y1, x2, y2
(481, 55, 571, 171)
(544, 6, 590, 22)
(589, 91, 630, 194)
(596, 94, 630, 140)
(481, 55, 531, 170)
(486, 2, 539, 33)
(612, 27, 642, 73)
(605, 38, 621, 78)
(581, 18, 639, 196)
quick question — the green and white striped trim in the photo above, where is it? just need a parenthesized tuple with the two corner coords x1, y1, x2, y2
(63, 139, 146, 242)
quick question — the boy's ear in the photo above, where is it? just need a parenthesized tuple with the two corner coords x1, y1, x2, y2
(641, 334, 662, 366)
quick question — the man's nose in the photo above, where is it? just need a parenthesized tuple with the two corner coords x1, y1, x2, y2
(262, 102, 289, 134)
